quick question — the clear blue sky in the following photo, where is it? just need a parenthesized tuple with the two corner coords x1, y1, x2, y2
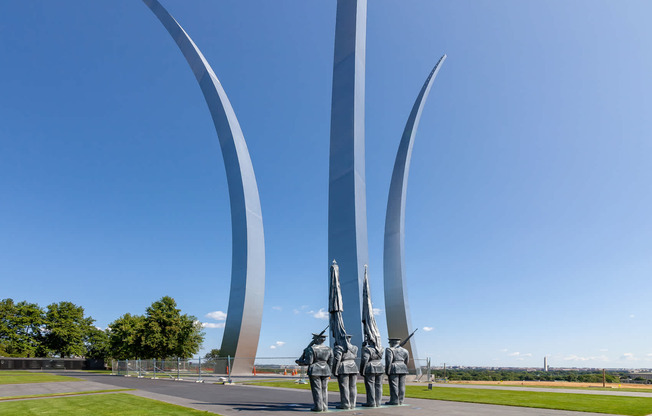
(1, 1, 651, 369)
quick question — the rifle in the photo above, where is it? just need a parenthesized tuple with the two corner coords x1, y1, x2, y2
(315, 325, 329, 341)
(296, 326, 329, 365)
(399, 328, 418, 348)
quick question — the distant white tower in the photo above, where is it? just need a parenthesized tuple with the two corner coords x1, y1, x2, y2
(544, 356, 549, 372)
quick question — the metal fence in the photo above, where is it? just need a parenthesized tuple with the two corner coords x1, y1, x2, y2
(111, 357, 432, 383)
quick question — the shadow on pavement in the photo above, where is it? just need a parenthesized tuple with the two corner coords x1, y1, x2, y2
(194, 402, 312, 412)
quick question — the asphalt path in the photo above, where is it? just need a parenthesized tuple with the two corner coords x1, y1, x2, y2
(36, 372, 625, 416)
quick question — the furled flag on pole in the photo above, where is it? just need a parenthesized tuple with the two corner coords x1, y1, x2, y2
(362, 264, 382, 354)
(329, 259, 347, 345)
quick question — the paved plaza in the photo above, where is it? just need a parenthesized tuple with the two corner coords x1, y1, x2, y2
(0, 372, 635, 416)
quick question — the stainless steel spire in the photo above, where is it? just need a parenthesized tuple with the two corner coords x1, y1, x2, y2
(328, 0, 368, 349)
(142, 0, 265, 374)
(384, 55, 446, 368)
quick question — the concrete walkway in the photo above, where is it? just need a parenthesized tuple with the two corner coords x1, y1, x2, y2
(19, 372, 620, 416)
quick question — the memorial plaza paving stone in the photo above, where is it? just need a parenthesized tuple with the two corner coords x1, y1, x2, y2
(0, 371, 640, 416)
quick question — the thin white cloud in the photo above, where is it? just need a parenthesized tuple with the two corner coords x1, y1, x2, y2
(202, 322, 226, 329)
(269, 341, 285, 350)
(423, 326, 434, 332)
(312, 308, 328, 320)
(564, 355, 588, 361)
(293, 309, 300, 315)
(629, 314, 635, 319)
(507, 351, 532, 358)
(205, 311, 227, 321)
(272, 306, 282, 311)
(499, 348, 508, 353)
(563, 354, 608, 362)
(599, 348, 609, 352)
(621, 352, 637, 361)
(646, 353, 652, 357)
(372, 308, 382, 316)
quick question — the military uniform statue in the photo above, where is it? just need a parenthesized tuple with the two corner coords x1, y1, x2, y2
(385, 337, 409, 405)
(296, 333, 333, 412)
(332, 335, 359, 409)
(359, 339, 383, 407)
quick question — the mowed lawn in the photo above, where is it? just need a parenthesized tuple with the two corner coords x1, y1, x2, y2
(249, 381, 652, 416)
(0, 371, 81, 384)
(0, 393, 216, 415)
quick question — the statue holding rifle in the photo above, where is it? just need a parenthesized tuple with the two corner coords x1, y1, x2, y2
(296, 331, 332, 412)
(385, 329, 417, 405)
(296, 326, 328, 365)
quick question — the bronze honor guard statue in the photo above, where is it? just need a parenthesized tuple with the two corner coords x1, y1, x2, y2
(332, 334, 359, 409)
(297, 333, 333, 412)
(385, 337, 409, 405)
(360, 337, 383, 407)
(360, 265, 384, 407)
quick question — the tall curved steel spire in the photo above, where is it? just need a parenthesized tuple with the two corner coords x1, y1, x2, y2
(384, 55, 446, 367)
(142, 0, 265, 374)
(328, 0, 368, 349)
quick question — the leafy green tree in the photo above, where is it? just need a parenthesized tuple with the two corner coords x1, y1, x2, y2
(108, 313, 145, 359)
(204, 348, 221, 361)
(141, 296, 204, 359)
(0, 299, 44, 357)
(43, 301, 94, 357)
(107, 297, 204, 359)
(85, 326, 110, 360)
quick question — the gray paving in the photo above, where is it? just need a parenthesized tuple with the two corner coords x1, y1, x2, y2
(36, 372, 624, 416)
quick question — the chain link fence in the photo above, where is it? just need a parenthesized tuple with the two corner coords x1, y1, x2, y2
(111, 357, 431, 383)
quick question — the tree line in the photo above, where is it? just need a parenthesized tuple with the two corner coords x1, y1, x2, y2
(433, 368, 622, 383)
(0, 296, 204, 361)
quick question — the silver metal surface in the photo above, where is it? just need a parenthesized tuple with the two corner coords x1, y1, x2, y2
(142, 0, 265, 374)
(328, 0, 368, 349)
(383, 55, 446, 368)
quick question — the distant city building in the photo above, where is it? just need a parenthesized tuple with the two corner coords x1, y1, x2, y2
(544, 356, 548, 372)
(628, 372, 652, 381)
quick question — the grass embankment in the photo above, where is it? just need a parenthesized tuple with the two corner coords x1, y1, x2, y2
(0, 389, 134, 401)
(455, 383, 652, 394)
(0, 371, 81, 384)
(449, 380, 652, 393)
(248, 381, 652, 416)
(0, 393, 217, 415)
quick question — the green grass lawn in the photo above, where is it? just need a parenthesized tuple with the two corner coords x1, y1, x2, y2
(0, 393, 217, 415)
(249, 381, 652, 416)
(0, 371, 81, 384)
(0, 389, 133, 401)
(448, 382, 652, 394)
